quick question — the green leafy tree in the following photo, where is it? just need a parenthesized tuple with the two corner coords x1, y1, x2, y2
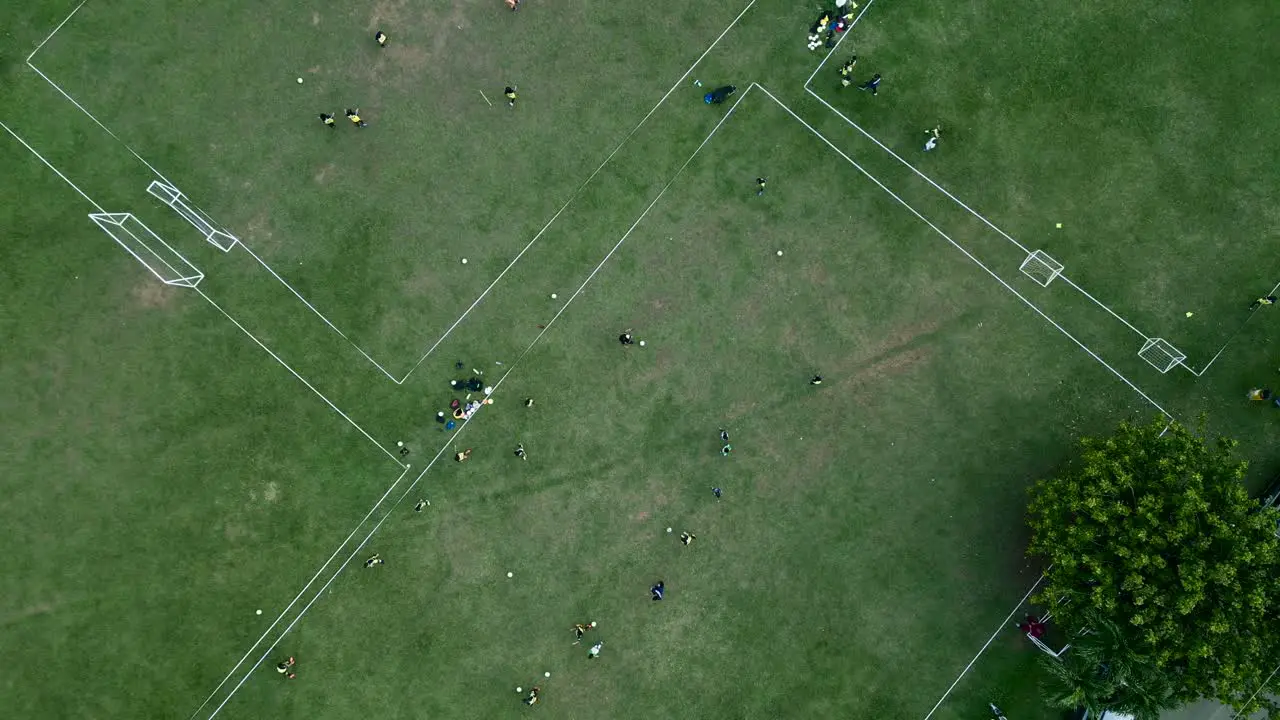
(1028, 417, 1280, 716)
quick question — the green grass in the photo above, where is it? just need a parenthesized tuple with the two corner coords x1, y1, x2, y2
(2, 0, 1278, 718)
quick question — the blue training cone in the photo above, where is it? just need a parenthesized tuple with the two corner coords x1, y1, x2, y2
(704, 92, 714, 104)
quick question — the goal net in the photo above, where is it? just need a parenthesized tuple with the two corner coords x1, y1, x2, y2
(147, 180, 239, 252)
(90, 212, 203, 287)
(1019, 250, 1064, 287)
(1138, 338, 1185, 373)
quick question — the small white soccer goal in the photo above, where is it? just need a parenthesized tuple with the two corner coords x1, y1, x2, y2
(147, 180, 239, 252)
(1139, 338, 1185, 373)
(1019, 250, 1064, 287)
(90, 212, 204, 287)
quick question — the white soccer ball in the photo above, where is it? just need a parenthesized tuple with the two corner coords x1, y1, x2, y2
(296, 77, 303, 84)
(506, 571, 513, 578)
(516, 687, 522, 693)
(544, 672, 551, 678)
(666, 527, 673, 533)
(256, 609, 263, 615)
(776, 250, 783, 256)
(461, 258, 468, 264)
(639, 340, 645, 346)
(550, 293, 557, 299)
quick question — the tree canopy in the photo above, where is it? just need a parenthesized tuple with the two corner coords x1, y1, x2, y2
(1027, 417, 1280, 716)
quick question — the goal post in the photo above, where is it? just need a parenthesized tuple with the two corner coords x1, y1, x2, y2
(1019, 250, 1064, 287)
(90, 212, 204, 287)
(146, 180, 239, 252)
(1138, 338, 1185, 373)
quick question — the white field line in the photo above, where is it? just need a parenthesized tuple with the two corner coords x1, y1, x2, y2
(920, 574, 1045, 720)
(185, 465, 411, 720)
(394, 0, 758, 384)
(801, 0, 877, 89)
(195, 288, 408, 467)
(24, 0, 757, 387)
(0, 121, 105, 212)
(26, 63, 177, 188)
(236, 244, 403, 384)
(755, 84, 1173, 420)
(26, 0, 88, 63)
(1185, 277, 1280, 377)
(807, 86, 1156, 344)
(1232, 663, 1280, 720)
(198, 87, 752, 718)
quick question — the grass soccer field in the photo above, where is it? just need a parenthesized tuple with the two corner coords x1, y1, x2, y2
(2, 0, 1278, 718)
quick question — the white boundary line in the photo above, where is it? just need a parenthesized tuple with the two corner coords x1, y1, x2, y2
(0, 120, 104, 211)
(195, 289, 407, 466)
(185, 465, 411, 720)
(197, 87, 753, 719)
(754, 84, 1173, 419)
(23, 0, 758, 387)
(235, 244, 404, 384)
(26, 0, 88, 63)
(920, 574, 1045, 720)
(801, 1, 1264, 378)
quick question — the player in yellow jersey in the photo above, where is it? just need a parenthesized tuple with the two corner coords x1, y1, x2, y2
(345, 108, 367, 127)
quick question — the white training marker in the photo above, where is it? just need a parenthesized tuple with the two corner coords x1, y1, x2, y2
(507, 571, 514, 578)
(256, 609, 263, 615)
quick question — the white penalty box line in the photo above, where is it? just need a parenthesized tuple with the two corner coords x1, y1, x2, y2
(754, 85, 1173, 420)
(194, 84, 758, 720)
(802, 0, 1246, 379)
(25, 0, 761, 388)
(0, 120, 408, 469)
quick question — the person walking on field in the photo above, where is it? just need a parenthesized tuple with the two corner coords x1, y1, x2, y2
(858, 74, 881, 95)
